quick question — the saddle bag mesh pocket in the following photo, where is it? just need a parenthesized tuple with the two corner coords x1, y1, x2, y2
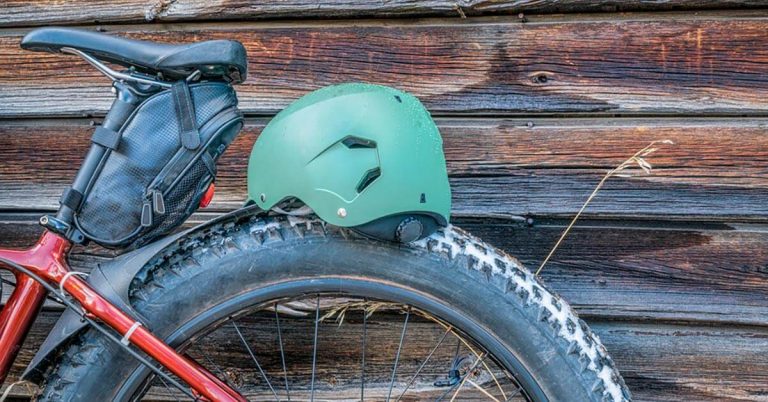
(75, 82, 243, 249)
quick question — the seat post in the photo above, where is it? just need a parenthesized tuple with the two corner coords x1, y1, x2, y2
(50, 82, 148, 242)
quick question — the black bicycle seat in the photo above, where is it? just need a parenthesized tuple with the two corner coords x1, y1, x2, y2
(21, 27, 247, 83)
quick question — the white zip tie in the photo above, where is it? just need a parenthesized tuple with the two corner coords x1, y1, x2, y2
(0, 379, 32, 402)
(59, 271, 89, 296)
(121, 321, 142, 345)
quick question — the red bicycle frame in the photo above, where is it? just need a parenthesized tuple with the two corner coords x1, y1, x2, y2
(0, 230, 245, 401)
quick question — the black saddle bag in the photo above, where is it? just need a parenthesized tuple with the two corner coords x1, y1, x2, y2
(73, 81, 243, 249)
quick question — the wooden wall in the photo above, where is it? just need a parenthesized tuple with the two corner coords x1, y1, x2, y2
(1, 1, 768, 401)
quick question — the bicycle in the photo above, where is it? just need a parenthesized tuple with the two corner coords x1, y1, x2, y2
(0, 27, 631, 401)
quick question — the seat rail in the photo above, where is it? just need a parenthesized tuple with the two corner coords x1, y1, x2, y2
(61, 47, 173, 88)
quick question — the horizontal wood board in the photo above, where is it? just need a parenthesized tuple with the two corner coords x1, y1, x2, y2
(1, 2, 766, 401)
(2, 12, 768, 117)
(1, 118, 766, 219)
(0, 310, 765, 401)
(2, 1, 767, 27)
(2, 213, 767, 326)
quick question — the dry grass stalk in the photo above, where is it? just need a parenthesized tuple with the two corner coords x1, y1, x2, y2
(316, 299, 507, 398)
(0, 380, 34, 402)
(535, 139, 675, 276)
(319, 300, 407, 325)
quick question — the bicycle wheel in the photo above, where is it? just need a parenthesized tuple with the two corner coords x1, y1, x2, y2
(38, 214, 630, 401)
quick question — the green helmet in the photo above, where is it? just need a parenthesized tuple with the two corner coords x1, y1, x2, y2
(247, 83, 451, 241)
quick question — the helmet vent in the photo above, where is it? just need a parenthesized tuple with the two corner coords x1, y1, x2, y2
(342, 136, 377, 149)
(356, 167, 381, 193)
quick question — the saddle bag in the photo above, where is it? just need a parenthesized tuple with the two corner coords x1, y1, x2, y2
(72, 81, 243, 249)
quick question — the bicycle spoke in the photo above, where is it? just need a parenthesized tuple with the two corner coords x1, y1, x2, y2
(310, 294, 320, 401)
(483, 361, 507, 400)
(360, 303, 368, 402)
(500, 369, 524, 400)
(452, 331, 507, 400)
(467, 378, 501, 401)
(386, 307, 411, 401)
(453, 339, 461, 361)
(435, 380, 461, 402)
(449, 352, 487, 402)
(432, 339, 465, 402)
(435, 352, 490, 402)
(191, 348, 249, 401)
(157, 374, 181, 402)
(130, 295, 529, 402)
(275, 305, 291, 401)
(232, 320, 279, 401)
(395, 325, 452, 402)
(198, 348, 235, 391)
(505, 384, 524, 401)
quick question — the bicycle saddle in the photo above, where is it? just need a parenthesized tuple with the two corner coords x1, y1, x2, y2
(21, 27, 247, 83)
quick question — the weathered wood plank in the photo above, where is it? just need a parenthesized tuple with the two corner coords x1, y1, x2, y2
(3, 13, 768, 117)
(463, 218, 768, 326)
(1, 1, 766, 28)
(1, 118, 765, 219)
(7, 174, 765, 220)
(592, 320, 768, 402)
(0, 310, 765, 402)
(3, 213, 767, 325)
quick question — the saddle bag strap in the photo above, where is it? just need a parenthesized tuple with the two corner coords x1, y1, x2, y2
(139, 105, 238, 228)
(91, 126, 121, 150)
(141, 80, 201, 227)
(171, 81, 201, 150)
(60, 187, 84, 210)
(90, 96, 137, 150)
(147, 107, 239, 201)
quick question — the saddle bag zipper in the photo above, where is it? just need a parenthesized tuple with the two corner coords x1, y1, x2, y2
(140, 189, 165, 227)
(140, 107, 242, 227)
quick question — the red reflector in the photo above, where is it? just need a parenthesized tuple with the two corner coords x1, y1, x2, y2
(199, 182, 215, 208)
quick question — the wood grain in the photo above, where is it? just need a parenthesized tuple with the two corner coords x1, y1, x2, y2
(1, 118, 765, 219)
(463, 218, 768, 326)
(3, 213, 767, 326)
(1, 3, 766, 401)
(2, 1, 766, 27)
(592, 320, 768, 402)
(3, 13, 768, 117)
(0, 310, 765, 401)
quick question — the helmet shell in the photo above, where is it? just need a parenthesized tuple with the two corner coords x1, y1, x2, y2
(247, 83, 451, 227)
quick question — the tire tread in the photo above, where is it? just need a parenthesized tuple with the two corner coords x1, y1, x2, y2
(37, 214, 631, 402)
